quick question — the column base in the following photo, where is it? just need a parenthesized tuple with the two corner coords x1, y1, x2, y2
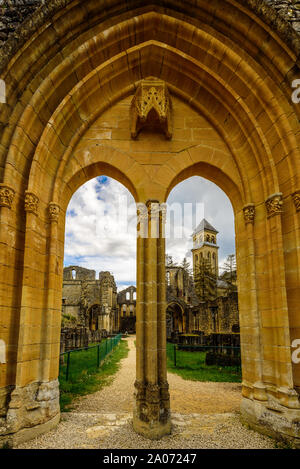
(133, 410, 171, 440)
(0, 379, 60, 447)
(241, 395, 300, 448)
(133, 380, 172, 440)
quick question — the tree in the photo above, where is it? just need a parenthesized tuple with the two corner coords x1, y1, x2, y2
(222, 254, 237, 284)
(165, 254, 177, 267)
(194, 257, 217, 302)
(181, 257, 192, 274)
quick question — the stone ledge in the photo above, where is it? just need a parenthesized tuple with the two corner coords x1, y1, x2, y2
(0, 412, 60, 447)
(240, 396, 300, 448)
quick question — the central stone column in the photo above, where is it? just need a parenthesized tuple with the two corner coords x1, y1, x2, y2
(133, 200, 171, 439)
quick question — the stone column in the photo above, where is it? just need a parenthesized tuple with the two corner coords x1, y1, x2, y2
(133, 201, 171, 439)
(240, 203, 268, 401)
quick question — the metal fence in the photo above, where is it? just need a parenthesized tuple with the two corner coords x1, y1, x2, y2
(59, 334, 122, 381)
(166, 342, 241, 371)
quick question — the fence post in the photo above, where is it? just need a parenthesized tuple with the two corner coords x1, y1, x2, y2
(174, 344, 176, 367)
(66, 351, 71, 381)
(97, 345, 100, 367)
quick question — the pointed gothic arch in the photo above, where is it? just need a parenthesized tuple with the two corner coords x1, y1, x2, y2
(0, 0, 299, 446)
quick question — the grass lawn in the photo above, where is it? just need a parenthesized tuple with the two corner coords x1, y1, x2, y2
(167, 344, 242, 383)
(59, 339, 129, 411)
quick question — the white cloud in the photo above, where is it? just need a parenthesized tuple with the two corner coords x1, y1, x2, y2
(64, 175, 235, 289)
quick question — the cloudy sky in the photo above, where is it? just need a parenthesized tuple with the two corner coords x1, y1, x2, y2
(64, 176, 235, 291)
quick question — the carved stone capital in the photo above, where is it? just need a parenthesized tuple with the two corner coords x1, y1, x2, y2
(131, 77, 172, 139)
(160, 380, 170, 401)
(265, 193, 283, 218)
(243, 204, 255, 224)
(0, 184, 15, 209)
(25, 191, 39, 215)
(48, 202, 60, 222)
(134, 380, 146, 401)
(292, 190, 300, 212)
(145, 383, 160, 403)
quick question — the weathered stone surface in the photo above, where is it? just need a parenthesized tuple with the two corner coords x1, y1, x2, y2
(0, 0, 300, 448)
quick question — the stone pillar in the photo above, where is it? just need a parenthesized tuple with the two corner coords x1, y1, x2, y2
(240, 195, 300, 446)
(133, 201, 171, 439)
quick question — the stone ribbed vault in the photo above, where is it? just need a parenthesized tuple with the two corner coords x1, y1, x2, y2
(0, 0, 299, 446)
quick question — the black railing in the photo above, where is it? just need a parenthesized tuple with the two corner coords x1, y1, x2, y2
(59, 334, 122, 381)
(167, 342, 241, 371)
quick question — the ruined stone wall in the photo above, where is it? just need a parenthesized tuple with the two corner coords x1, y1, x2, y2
(62, 268, 118, 333)
(192, 292, 239, 335)
(99, 271, 117, 307)
(63, 266, 95, 281)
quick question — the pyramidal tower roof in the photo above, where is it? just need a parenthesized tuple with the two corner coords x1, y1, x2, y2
(193, 218, 218, 235)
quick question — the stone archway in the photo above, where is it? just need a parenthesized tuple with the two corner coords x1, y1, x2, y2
(0, 0, 300, 446)
(166, 302, 185, 336)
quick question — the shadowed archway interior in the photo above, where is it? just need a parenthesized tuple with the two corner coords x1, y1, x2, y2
(0, 0, 300, 446)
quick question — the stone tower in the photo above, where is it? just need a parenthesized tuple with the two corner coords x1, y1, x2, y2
(192, 219, 219, 277)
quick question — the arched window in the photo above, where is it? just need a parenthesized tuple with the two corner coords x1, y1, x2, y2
(126, 291, 130, 301)
(72, 269, 76, 279)
(133, 291, 136, 300)
(166, 271, 170, 285)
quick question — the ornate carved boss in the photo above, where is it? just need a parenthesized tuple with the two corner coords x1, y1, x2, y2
(265, 193, 283, 218)
(0, 184, 15, 209)
(48, 202, 60, 222)
(243, 204, 255, 224)
(292, 190, 300, 212)
(25, 191, 39, 215)
(130, 78, 172, 139)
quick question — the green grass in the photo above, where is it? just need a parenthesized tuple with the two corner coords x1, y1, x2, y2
(166, 343, 242, 383)
(59, 339, 129, 411)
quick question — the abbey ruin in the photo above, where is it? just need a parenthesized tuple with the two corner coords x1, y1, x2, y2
(61, 219, 239, 347)
(0, 0, 300, 448)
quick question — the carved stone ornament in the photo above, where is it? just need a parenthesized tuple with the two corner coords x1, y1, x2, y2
(0, 184, 15, 209)
(265, 193, 283, 218)
(292, 190, 300, 212)
(146, 383, 160, 403)
(243, 204, 255, 224)
(130, 77, 172, 139)
(48, 202, 60, 222)
(134, 380, 146, 401)
(25, 191, 39, 214)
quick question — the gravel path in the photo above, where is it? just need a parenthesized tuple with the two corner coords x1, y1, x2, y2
(17, 337, 275, 449)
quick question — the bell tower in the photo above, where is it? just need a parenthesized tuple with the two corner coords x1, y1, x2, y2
(192, 219, 219, 277)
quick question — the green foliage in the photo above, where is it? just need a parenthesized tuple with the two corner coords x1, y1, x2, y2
(61, 313, 77, 327)
(166, 343, 242, 383)
(59, 339, 129, 411)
